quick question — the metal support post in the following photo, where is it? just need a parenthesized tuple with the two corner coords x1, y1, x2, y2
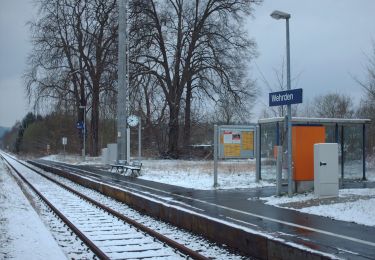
(286, 18, 293, 196)
(270, 10, 293, 195)
(126, 128, 130, 163)
(362, 124, 366, 180)
(214, 124, 218, 187)
(276, 146, 283, 196)
(138, 118, 142, 161)
(276, 122, 280, 146)
(335, 123, 340, 186)
(255, 125, 261, 182)
(79, 106, 86, 161)
(83, 109, 86, 160)
(341, 125, 344, 180)
(117, 0, 129, 162)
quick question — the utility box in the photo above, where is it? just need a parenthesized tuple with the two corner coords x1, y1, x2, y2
(101, 148, 109, 165)
(107, 143, 118, 163)
(314, 143, 339, 197)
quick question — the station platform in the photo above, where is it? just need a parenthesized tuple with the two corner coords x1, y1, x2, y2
(33, 159, 375, 260)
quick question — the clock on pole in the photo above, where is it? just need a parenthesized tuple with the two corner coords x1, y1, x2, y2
(127, 114, 139, 127)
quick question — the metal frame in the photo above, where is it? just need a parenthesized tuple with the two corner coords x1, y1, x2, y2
(214, 124, 257, 187)
(217, 124, 257, 159)
(257, 117, 370, 182)
(259, 117, 370, 125)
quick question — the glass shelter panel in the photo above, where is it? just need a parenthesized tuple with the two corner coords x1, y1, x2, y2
(260, 123, 277, 180)
(343, 125, 363, 179)
(258, 118, 369, 183)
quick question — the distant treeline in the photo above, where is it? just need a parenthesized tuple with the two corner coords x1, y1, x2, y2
(0, 111, 215, 159)
(2, 88, 375, 159)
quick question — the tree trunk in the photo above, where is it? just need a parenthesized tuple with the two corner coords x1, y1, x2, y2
(78, 84, 86, 154)
(168, 104, 180, 158)
(183, 81, 192, 149)
(90, 82, 100, 156)
(143, 84, 153, 149)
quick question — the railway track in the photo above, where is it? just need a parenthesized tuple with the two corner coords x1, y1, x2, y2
(1, 153, 209, 260)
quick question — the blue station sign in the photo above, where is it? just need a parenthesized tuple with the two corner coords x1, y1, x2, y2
(269, 88, 303, 107)
(76, 121, 84, 129)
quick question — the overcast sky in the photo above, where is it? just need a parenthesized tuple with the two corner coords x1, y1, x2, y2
(0, 0, 36, 127)
(1, 0, 375, 127)
(248, 0, 375, 115)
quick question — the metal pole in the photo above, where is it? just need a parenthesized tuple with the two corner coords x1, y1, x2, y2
(83, 108, 86, 161)
(276, 122, 280, 146)
(286, 18, 293, 196)
(255, 125, 261, 182)
(214, 125, 218, 187)
(341, 125, 344, 180)
(117, 0, 129, 162)
(138, 117, 141, 161)
(362, 124, 366, 180)
(126, 128, 130, 163)
(276, 146, 282, 196)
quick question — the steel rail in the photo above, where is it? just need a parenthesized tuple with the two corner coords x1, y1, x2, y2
(0, 154, 110, 260)
(2, 154, 209, 260)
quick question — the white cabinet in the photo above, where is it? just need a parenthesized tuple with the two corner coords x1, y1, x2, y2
(314, 143, 339, 197)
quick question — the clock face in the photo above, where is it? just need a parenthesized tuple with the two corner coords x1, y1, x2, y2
(127, 115, 139, 127)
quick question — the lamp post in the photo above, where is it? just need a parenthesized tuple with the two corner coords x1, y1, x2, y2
(79, 105, 86, 161)
(271, 10, 293, 196)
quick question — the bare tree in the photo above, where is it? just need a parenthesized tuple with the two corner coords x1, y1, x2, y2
(25, 0, 261, 158)
(355, 42, 375, 100)
(355, 42, 375, 153)
(256, 59, 303, 118)
(131, 0, 260, 157)
(25, 0, 118, 156)
(313, 93, 354, 118)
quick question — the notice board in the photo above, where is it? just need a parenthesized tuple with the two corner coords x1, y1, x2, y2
(218, 125, 256, 159)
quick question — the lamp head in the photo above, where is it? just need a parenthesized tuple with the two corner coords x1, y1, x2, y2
(271, 10, 291, 20)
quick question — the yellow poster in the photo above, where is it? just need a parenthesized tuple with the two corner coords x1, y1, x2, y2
(242, 131, 254, 151)
(224, 144, 241, 157)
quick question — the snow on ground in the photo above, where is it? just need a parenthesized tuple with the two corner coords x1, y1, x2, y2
(41, 154, 375, 227)
(0, 159, 67, 260)
(42, 154, 275, 190)
(42, 154, 102, 165)
(140, 159, 274, 190)
(259, 189, 375, 227)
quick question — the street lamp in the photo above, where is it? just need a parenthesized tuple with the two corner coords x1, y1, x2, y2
(79, 105, 86, 161)
(270, 10, 291, 20)
(271, 10, 293, 196)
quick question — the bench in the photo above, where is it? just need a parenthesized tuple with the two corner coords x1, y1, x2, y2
(110, 160, 128, 173)
(123, 161, 143, 177)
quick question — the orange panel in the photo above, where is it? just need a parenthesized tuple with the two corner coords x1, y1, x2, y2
(292, 126, 325, 181)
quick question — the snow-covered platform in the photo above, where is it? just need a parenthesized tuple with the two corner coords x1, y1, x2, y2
(0, 161, 67, 260)
(32, 159, 375, 260)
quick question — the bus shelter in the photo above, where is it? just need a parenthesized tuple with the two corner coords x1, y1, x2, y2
(256, 117, 371, 185)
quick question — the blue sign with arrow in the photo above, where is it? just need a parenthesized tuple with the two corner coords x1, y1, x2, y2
(269, 88, 303, 107)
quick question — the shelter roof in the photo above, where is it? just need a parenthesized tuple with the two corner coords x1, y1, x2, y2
(258, 117, 371, 125)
